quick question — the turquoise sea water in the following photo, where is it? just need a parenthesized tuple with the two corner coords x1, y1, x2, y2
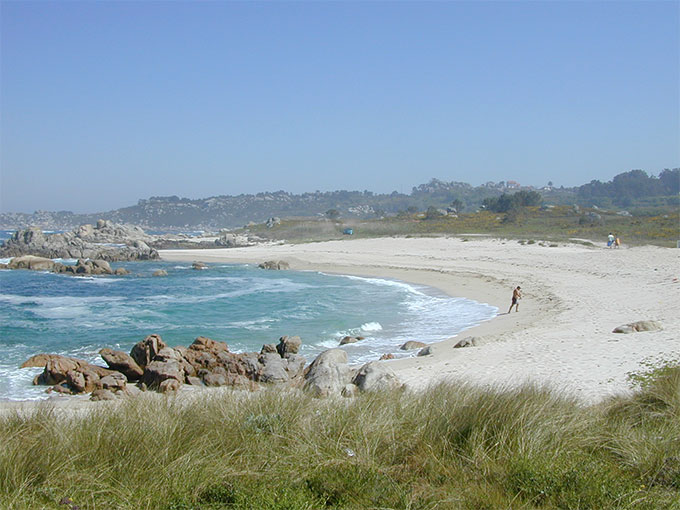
(0, 230, 497, 401)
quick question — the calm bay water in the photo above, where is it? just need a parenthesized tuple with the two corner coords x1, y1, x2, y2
(0, 230, 497, 400)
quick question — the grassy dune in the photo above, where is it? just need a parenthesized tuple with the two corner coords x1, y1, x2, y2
(1, 365, 678, 509)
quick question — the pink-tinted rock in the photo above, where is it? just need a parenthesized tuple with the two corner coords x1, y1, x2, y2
(99, 348, 144, 380)
(130, 334, 166, 369)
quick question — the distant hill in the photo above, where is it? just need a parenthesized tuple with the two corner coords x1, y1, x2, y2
(1, 169, 676, 230)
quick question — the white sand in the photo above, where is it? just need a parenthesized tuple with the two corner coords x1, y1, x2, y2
(161, 237, 680, 402)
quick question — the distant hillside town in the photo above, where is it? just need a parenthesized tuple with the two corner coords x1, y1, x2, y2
(1, 169, 676, 230)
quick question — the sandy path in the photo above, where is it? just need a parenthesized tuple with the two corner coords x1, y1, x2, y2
(161, 237, 679, 402)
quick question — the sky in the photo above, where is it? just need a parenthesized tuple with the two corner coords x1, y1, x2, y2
(1, 1, 678, 214)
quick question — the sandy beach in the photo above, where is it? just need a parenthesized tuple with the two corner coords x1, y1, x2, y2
(160, 236, 680, 403)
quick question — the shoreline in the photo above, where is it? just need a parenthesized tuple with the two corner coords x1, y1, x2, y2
(159, 236, 679, 402)
(2, 236, 677, 409)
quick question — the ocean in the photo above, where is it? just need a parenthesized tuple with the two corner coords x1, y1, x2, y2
(0, 230, 497, 401)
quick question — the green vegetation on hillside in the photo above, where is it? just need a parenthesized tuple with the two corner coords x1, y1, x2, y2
(245, 202, 679, 247)
(1, 364, 678, 509)
(1, 169, 677, 230)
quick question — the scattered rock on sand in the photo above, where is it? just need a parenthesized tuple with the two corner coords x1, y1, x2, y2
(400, 341, 427, 350)
(352, 361, 401, 392)
(417, 346, 435, 356)
(303, 349, 353, 397)
(612, 320, 662, 334)
(258, 260, 290, 270)
(453, 336, 478, 348)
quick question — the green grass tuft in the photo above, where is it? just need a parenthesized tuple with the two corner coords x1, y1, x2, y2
(1, 368, 679, 509)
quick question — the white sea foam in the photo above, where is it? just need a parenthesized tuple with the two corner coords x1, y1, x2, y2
(330, 273, 426, 296)
(0, 293, 123, 307)
(315, 339, 342, 349)
(230, 318, 277, 330)
(360, 321, 383, 332)
(52, 258, 78, 265)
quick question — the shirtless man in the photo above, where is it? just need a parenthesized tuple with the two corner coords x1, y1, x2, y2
(508, 286, 522, 313)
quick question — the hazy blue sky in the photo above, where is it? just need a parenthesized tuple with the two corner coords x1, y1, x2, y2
(1, 1, 678, 213)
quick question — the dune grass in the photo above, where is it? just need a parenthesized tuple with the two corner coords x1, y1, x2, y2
(1, 366, 679, 509)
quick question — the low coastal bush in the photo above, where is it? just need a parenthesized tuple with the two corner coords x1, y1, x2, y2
(1, 367, 679, 509)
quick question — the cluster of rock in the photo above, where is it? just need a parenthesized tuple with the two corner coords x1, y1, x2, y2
(23, 334, 403, 400)
(23, 334, 308, 400)
(0, 220, 159, 261)
(258, 260, 290, 270)
(215, 231, 264, 248)
(303, 349, 402, 398)
(612, 320, 662, 334)
(1, 255, 130, 276)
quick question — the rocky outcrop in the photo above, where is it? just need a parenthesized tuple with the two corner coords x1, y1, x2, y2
(7, 255, 56, 271)
(215, 232, 258, 248)
(612, 320, 663, 334)
(55, 259, 114, 275)
(0, 220, 159, 261)
(22, 333, 309, 398)
(258, 260, 290, 270)
(142, 360, 184, 389)
(276, 335, 301, 357)
(130, 334, 167, 369)
(351, 362, 401, 392)
(26, 354, 122, 396)
(303, 349, 353, 397)
(99, 348, 144, 381)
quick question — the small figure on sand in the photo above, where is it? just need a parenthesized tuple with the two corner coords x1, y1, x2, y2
(607, 233, 615, 248)
(508, 286, 522, 313)
(614, 235, 621, 248)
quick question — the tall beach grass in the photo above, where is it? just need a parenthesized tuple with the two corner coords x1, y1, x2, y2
(1, 366, 678, 509)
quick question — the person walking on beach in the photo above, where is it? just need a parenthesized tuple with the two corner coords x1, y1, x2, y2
(614, 235, 621, 248)
(508, 286, 522, 313)
(607, 233, 615, 248)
